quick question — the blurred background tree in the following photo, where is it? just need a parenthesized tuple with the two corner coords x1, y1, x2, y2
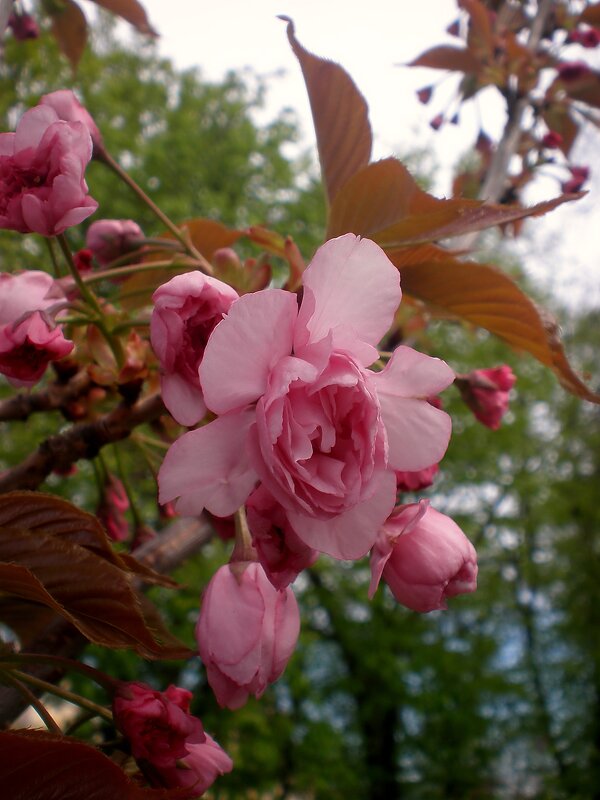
(1, 11, 599, 800)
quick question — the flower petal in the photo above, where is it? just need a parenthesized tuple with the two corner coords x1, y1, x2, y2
(287, 469, 397, 560)
(378, 396, 452, 472)
(200, 290, 298, 415)
(373, 345, 455, 398)
(295, 234, 401, 364)
(158, 410, 257, 516)
(161, 372, 206, 427)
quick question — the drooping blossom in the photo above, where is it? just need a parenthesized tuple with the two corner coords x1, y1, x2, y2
(416, 86, 433, 105)
(0, 270, 73, 386)
(246, 484, 318, 589)
(40, 89, 103, 152)
(541, 130, 563, 150)
(97, 474, 130, 542)
(458, 365, 516, 430)
(159, 234, 454, 560)
(196, 562, 300, 709)
(113, 681, 232, 797)
(86, 218, 144, 266)
(557, 61, 592, 82)
(0, 104, 97, 235)
(369, 500, 478, 613)
(7, 10, 39, 40)
(151, 271, 239, 426)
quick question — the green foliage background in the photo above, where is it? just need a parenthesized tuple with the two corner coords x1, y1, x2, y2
(1, 16, 599, 800)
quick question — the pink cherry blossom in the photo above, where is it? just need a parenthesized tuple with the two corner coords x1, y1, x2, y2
(113, 681, 232, 796)
(8, 10, 39, 40)
(86, 218, 144, 266)
(151, 271, 239, 426)
(246, 484, 318, 589)
(97, 474, 130, 542)
(369, 500, 478, 612)
(159, 234, 454, 560)
(459, 365, 516, 430)
(40, 89, 103, 151)
(0, 104, 97, 235)
(0, 270, 73, 386)
(196, 562, 300, 709)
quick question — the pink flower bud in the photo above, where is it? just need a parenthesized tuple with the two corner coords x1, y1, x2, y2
(459, 365, 516, 430)
(97, 474, 130, 542)
(0, 104, 97, 235)
(429, 113, 444, 131)
(395, 463, 439, 492)
(40, 89, 103, 152)
(369, 501, 478, 612)
(86, 219, 144, 265)
(151, 272, 239, 426)
(246, 485, 318, 589)
(113, 681, 232, 796)
(561, 164, 590, 193)
(8, 11, 39, 40)
(196, 562, 300, 709)
(416, 86, 433, 105)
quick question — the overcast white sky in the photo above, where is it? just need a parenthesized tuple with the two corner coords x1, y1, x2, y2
(136, 0, 599, 311)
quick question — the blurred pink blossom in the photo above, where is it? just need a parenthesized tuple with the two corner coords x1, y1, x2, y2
(151, 271, 239, 426)
(0, 270, 73, 386)
(159, 235, 454, 561)
(7, 10, 39, 40)
(369, 500, 478, 612)
(97, 474, 130, 542)
(196, 562, 300, 709)
(40, 89, 103, 151)
(86, 218, 144, 266)
(0, 104, 97, 235)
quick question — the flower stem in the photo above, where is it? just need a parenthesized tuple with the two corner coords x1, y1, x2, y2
(4, 669, 113, 722)
(81, 259, 194, 286)
(0, 670, 62, 734)
(99, 150, 214, 275)
(0, 652, 118, 692)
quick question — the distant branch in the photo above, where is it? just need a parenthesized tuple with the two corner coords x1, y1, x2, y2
(0, 371, 92, 423)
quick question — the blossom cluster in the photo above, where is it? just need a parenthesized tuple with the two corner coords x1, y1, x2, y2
(151, 234, 482, 712)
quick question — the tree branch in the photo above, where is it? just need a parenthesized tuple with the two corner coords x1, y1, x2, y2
(0, 392, 165, 493)
(0, 370, 92, 423)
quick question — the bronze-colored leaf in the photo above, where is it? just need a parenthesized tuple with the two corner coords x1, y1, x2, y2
(579, 2, 600, 26)
(49, 0, 87, 71)
(407, 45, 480, 73)
(87, 0, 157, 35)
(0, 492, 175, 587)
(0, 518, 190, 659)
(0, 730, 182, 799)
(541, 104, 579, 156)
(326, 157, 583, 245)
(391, 246, 600, 403)
(282, 16, 372, 204)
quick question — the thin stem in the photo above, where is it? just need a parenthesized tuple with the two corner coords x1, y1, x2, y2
(81, 259, 194, 286)
(0, 652, 117, 693)
(100, 150, 214, 275)
(0, 670, 62, 734)
(8, 669, 113, 722)
(45, 237, 63, 278)
(230, 506, 257, 565)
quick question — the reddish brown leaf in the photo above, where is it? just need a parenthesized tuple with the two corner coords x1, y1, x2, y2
(460, 0, 494, 58)
(561, 69, 600, 110)
(326, 157, 583, 245)
(407, 45, 480, 73)
(579, 3, 600, 26)
(0, 730, 182, 799)
(391, 246, 600, 403)
(282, 16, 372, 204)
(87, 0, 157, 35)
(49, 0, 87, 71)
(0, 516, 190, 659)
(0, 492, 175, 587)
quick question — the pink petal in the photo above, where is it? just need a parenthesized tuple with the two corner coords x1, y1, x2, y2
(158, 410, 257, 517)
(287, 469, 397, 560)
(20, 194, 50, 236)
(295, 235, 401, 364)
(373, 346, 455, 397)
(378, 396, 452, 472)
(200, 290, 297, 415)
(272, 589, 301, 678)
(14, 106, 58, 152)
(161, 372, 206, 427)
